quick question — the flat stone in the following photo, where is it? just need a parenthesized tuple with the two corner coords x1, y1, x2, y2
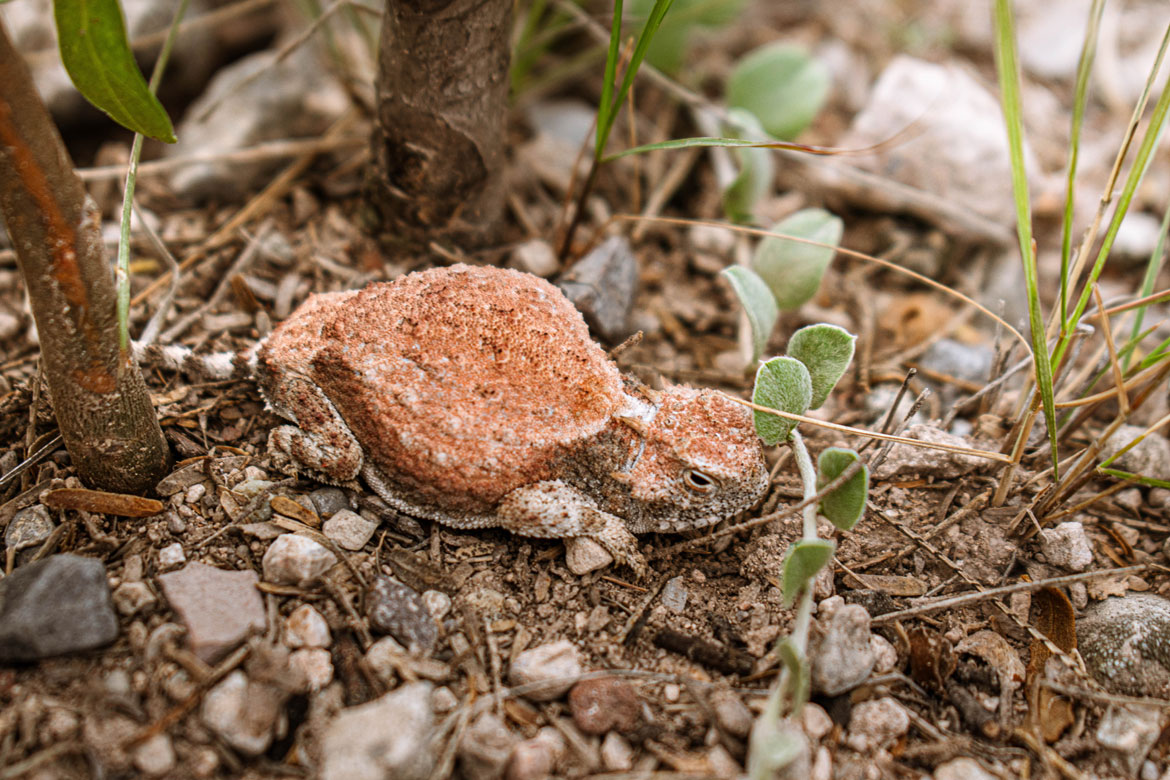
(157, 543, 185, 570)
(262, 533, 337, 586)
(200, 670, 284, 756)
(1101, 426, 1170, 482)
(309, 487, 350, 517)
(5, 504, 54, 551)
(661, 576, 688, 613)
(320, 681, 436, 780)
(284, 604, 331, 648)
(845, 696, 910, 752)
(1039, 521, 1093, 571)
(509, 640, 583, 701)
(557, 236, 638, 343)
(158, 562, 265, 664)
(564, 536, 613, 575)
(322, 508, 378, 551)
(568, 677, 640, 735)
(112, 581, 157, 616)
(1079, 593, 1170, 698)
(367, 576, 439, 654)
(710, 688, 753, 739)
(0, 554, 119, 662)
(458, 711, 517, 780)
(811, 604, 875, 696)
(872, 424, 986, 480)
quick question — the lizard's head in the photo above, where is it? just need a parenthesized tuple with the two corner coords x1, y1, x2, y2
(613, 386, 768, 533)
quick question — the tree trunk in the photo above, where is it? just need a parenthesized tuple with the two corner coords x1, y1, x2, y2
(368, 0, 511, 250)
(0, 21, 171, 494)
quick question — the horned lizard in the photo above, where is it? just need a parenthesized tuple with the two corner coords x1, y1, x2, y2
(251, 264, 768, 576)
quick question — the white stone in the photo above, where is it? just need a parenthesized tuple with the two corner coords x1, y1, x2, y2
(262, 533, 337, 586)
(1039, 521, 1093, 572)
(1097, 704, 1164, 776)
(511, 239, 559, 278)
(201, 671, 274, 756)
(508, 640, 583, 701)
(322, 508, 378, 551)
(564, 536, 613, 575)
(600, 731, 634, 771)
(845, 697, 910, 752)
(158, 543, 186, 569)
(871, 634, 898, 674)
(422, 590, 452, 622)
(290, 648, 333, 691)
(802, 702, 833, 741)
(934, 757, 998, 780)
(812, 605, 875, 696)
(364, 636, 408, 684)
(284, 604, 331, 648)
(320, 682, 435, 780)
(132, 733, 177, 777)
(112, 581, 157, 616)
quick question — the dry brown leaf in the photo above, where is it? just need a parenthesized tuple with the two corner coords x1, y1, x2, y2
(41, 488, 163, 517)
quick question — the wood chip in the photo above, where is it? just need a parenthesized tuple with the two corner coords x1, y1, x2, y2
(270, 495, 321, 527)
(41, 488, 163, 517)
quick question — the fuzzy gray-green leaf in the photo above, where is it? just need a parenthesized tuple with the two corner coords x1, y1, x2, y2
(752, 356, 812, 445)
(753, 209, 843, 311)
(781, 538, 835, 607)
(787, 324, 856, 409)
(54, 0, 176, 142)
(722, 109, 774, 224)
(722, 266, 778, 363)
(816, 447, 868, 531)
(727, 42, 830, 140)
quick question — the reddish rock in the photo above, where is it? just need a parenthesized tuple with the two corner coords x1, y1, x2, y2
(568, 677, 640, 735)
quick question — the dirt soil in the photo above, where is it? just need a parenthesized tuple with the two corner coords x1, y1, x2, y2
(2, 1, 1170, 779)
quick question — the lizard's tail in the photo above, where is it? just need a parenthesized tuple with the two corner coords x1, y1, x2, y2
(134, 341, 256, 382)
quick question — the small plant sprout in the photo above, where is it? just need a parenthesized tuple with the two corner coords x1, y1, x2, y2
(746, 324, 868, 778)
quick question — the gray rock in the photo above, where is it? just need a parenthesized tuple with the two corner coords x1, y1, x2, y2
(112, 581, 157, 616)
(158, 562, 266, 663)
(458, 712, 517, 780)
(933, 757, 998, 780)
(919, 339, 994, 385)
(309, 487, 351, 517)
(157, 543, 185, 570)
(320, 682, 436, 780)
(509, 640, 583, 701)
(367, 576, 439, 654)
(844, 696, 910, 752)
(710, 688, 753, 738)
(557, 236, 638, 343)
(661, 576, 689, 613)
(564, 536, 613, 575)
(1101, 425, 1170, 482)
(5, 504, 54, 551)
(1079, 593, 1170, 698)
(262, 533, 337, 586)
(1038, 521, 1093, 571)
(200, 670, 285, 756)
(166, 46, 348, 201)
(0, 554, 118, 661)
(322, 509, 378, 551)
(835, 55, 1036, 230)
(511, 239, 559, 278)
(1096, 704, 1164, 777)
(873, 424, 987, 480)
(811, 604, 875, 696)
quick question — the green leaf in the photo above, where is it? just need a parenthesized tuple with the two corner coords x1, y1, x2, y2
(629, 0, 747, 72)
(787, 324, 856, 409)
(727, 42, 830, 140)
(747, 716, 805, 779)
(781, 538, 835, 607)
(54, 0, 176, 142)
(722, 109, 774, 224)
(816, 448, 869, 531)
(753, 208, 843, 311)
(776, 637, 810, 713)
(751, 356, 812, 445)
(721, 267, 778, 364)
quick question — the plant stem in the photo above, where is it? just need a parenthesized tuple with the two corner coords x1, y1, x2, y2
(791, 429, 818, 540)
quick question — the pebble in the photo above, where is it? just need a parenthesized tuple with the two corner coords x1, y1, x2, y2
(364, 635, 408, 684)
(1096, 704, 1163, 777)
(872, 424, 986, 480)
(1116, 488, 1144, 513)
(458, 711, 517, 780)
(507, 728, 564, 780)
(1078, 593, 1170, 697)
(802, 702, 833, 741)
(600, 731, 634, 772)
(918, 339, 994, 386)
(132, 733, 176, 777)
(367, 576, 439, 653)
(261, 533, 337, 586)
(200, 671, 281, 755)
(157, 543, 185, 569)
(511, 238, 559, 278)
(933, 757, 997, 780)
(710, 688, 753, 738)
(871, 634, 898, 674)
(1038, 521, 1093, 571)
(661, 576, 689, 613)
(5, 504, 54, 550)
(509, 640, 583, 701)
(422, 589, 452, 622)
(320, 682, 436, 780)
(811, 604, 875, 696)
(564, 536, 613, 575)
(1149, 487, 1170, 511)
(1101, 426, 1170, 482)
(845, 697, 910, 752)
(112, 581, 157, 616)
(663, 683, 681, 703)
(185, 482, 206, 505)
(284, 604, 331, 648)
(155, 463, 209, 496)
(289, 648, 333, 691)
(157, 562, 266, 663)
(556, 235, 638, 343)
(568, 677, 640, 734)
(309, 487, 350, 517)
(0, 554, 119, 661)
(432, 686, 459, 713)
(322, 508, 378, 551)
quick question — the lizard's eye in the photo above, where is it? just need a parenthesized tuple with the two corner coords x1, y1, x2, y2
(683, 468, 718, 494)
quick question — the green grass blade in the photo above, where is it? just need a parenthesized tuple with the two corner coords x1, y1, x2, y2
(596, 0, 625, 158)
(1058, 0, 1104, 326)
(1125, 202, 1170, 370)
(994, 0, 1059, 476)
